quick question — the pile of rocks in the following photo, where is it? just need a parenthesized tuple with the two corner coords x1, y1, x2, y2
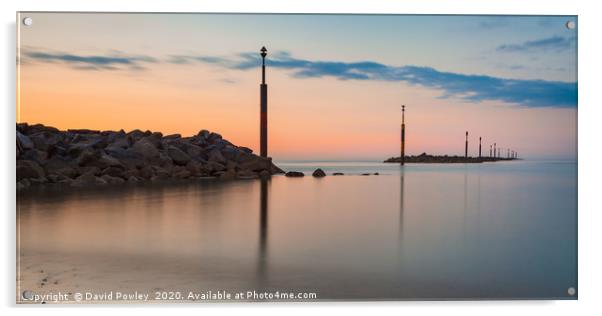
(284, 168, 329, 177)
(16, 123, 284, 189)
(384, 152, 513, 163)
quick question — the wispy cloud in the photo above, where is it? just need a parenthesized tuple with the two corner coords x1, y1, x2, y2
(191, 51, 577, 108)
(496, 36, 576, 53)
(22, 49, 577, 108)
(166, 55, 229, 65)
(23, 51, 158, 71)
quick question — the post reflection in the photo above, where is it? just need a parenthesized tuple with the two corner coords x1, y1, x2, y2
(399, 167, 405, 242)
(463, 168, 468, 242)
(257, 177, 269, 285)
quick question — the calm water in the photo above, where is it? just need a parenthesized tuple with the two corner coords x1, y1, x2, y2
(17, 160, 577, 300)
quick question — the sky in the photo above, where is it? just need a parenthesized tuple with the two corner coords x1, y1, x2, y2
(17, 13, 577, 160)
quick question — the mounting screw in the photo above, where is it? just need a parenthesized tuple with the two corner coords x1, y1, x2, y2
(22, 290, 33, 300)
(23, 17, 33, 26)
(567, 287, 576, 296)
(566, 21, 575, 30)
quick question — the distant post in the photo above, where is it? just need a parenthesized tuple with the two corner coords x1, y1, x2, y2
(489, 145, 492, 158)
(479, 137, 482, 158)
(465, 131, 468, 158)
(494, 143, 497, 159)
(507, 148, 510, 159)
(400, 105, 406, 166)
(259, 46, 268, 158)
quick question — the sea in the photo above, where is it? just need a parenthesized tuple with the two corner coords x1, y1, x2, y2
(17, 160, 577, 301)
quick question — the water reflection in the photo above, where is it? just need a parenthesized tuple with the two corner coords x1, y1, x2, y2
(257, 178, 269, 285)
(17, 161, 577, 300)
(399, 167, 405, 242)
(464, 168, 468, 243)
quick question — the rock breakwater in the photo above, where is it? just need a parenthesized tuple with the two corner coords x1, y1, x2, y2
(16, 123, 284, 189)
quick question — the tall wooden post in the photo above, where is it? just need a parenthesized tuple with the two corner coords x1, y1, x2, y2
(401, 105, 405, 165)
(479, 137, 482, 158)
(494, 143, 497, 159)
(490, 145, 492, 158)
(465, 131, 468, 158)
(259, 46, 268, 158)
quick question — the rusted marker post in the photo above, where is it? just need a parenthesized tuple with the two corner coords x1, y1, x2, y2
(465, 131, 468, 158)
(401, 105, 406, 166)
(259, 46, 268, 158)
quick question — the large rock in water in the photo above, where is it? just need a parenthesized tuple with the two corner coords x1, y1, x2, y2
(71, 172, 107, 187)
(208, 132, 222, 143)
(101, 166, 125, 178)
(16, 131, 34, 150)
(207, 149, 226, 164)
(110, 137, 130, 149)
(75, 148, 97, 166)
(101, 174, 125, 184)
(238, 155, 270, 171)
(53, 167, 77, 178)
(221, 146, 241, 161)
(205, 161, 225, 172)
(29, 132, 62, 151)
(132, 138, 159, 159)
(236, 169, 258, 179)
(312, 168, 326, 177)
(17, 160, 45, 180)
(98, 154, 123, 168)
(167, 146, 191, 165)
(219, 168, 236, 180)
(285, 171, 304, 177)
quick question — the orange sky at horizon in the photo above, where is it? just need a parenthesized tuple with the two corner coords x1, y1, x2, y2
(18, 62, 576, 161)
